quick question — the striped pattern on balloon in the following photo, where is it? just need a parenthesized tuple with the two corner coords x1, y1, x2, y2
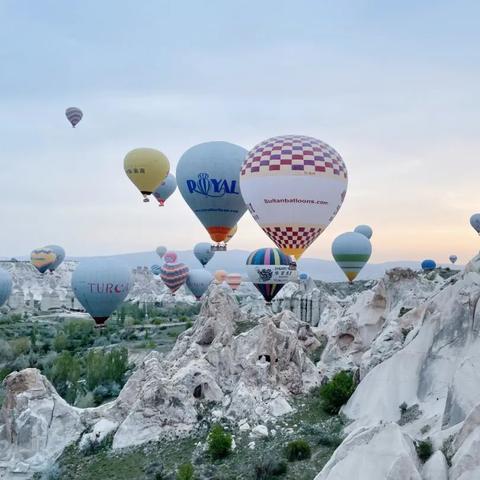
(65, 107, 83, 127)
(332, 232, 372, 282)
(160, 263, 189, 295)
(226, 273, 242, 291)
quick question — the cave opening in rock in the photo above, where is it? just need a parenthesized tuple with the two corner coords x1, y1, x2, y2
(193, 384, 203, 399)
(258, 354, 271, 362)
(338, 333, 355, 348)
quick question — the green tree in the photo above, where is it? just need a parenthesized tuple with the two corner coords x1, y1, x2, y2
(176, 463, 195, 480)
(207, 424, 232, 460)
(53, 333, 68, 352)
(285, 439, 311, 462)
(319, 371, 356, 415)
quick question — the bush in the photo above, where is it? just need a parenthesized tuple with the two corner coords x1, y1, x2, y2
(255, 455, 287, 478)
(285, 439, 311, 462)
(319, 371, 356, 415)
(176, 462, 195, 480)
(207, 424, 232, 460)
(416, 439, 433, 463)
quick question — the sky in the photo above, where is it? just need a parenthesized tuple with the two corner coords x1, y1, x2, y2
(0, 0, 479, 263)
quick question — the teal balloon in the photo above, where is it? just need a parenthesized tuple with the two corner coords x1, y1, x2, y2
(471, 214, 480, 234)
(156, 246, 167, 258)
(193, 242, 215, 267)
(186, 269, 213, 300)
(71, 259, 132, 327)
(0, 268, 12, 307)
(45, 245, 66, 271)
(354, 225, 373, 239)
(153, 173, 177, 206)
(176, 141, 248, 243)
(332, 232, 372, 282)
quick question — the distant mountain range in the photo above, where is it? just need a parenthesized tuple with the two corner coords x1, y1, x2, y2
(8, 249, 456, 283)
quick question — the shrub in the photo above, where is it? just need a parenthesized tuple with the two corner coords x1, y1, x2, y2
(415, 439, 433, 463)
(319, 371, 356, 415)
(207, 424, 232, 460)
(176, 462, 195, 480)
(285, 439, 311, 462)
(255, 455, 287, 478)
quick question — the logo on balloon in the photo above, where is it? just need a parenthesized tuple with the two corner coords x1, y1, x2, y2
(257, 268, 273, 282)
(186, 173, 239, 198)
(88, 283, 130, 294)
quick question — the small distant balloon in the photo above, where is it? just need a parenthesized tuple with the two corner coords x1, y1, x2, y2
(299, 272, 309, 282)
(246, 247, 294, 303)
(45, 245, 66, 272)
(153, 173, 177, 206)
(163, 251, 178, 264)
(332, 232, 372, 283)
(421, 259, 437, 272)
(470, 214, 480, 234)
(354, 225, 373, 239)
(449, 255, 458, 265)
(214, 270, 227, 283)
(31, 247, 57, 274)
(160, 263, 189, 295)
(71, 259, 131, 327)
(226, 273, 242, 291)
(186, 269, 213, 300)
(193, 243, 214, 267)
(156, 246, 167, 258)
(124, 148, 170, 202)
(151, 264, 162, 275)
(0, 268, 12, 307)
(65, 107, 83, 128)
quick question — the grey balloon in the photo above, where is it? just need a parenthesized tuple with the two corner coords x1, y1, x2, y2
(45, 244, 66, 271)
(0, 268, 12, 307)
(186, 269, 213, 300)
(193, 242, 215, 267)
(354, 225, 373, 239)
(71, 259, 132, 327)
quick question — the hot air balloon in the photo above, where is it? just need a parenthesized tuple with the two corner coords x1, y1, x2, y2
(31, 247, 57, 274)
(176, 142, 248, 249)
(124, 148, 170, 202)
(151, 264, 162, 275)
(71, 259, 131, 327)
(226, 273, 242, 291)
(0, 268, 12, 307)
(153, 173, 177, 206)
(65, 107, 83, 128)
(224, 225, 238, 244)
(156, 246, 167, 258)
(421, 259, 436, 272)
(163, 251, 178, 264)
(246, 248, 294, 304)
(45, 245, 66, 272)
(449, 255, 458, 264)
(354, 225, 373, 239)
(214, 270, 227, 283)
(332, 232, 372, 283)
(471, 214, 480, 234)
(160, 263, 189, 295)
(186, 269, 213, 300)
(299, 272, 309, 282)
(240, 135, 348, 259)
(193, 243, 214, 267)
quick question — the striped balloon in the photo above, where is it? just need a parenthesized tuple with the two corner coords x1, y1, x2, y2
(246, 248, 294, 303)
(226, 273, 242, 291)
(31, 247, 57, 274)
(151, 264, 162, 275)
(65, 107, 83, 128)
(332, 232, 372, 282)
(163, 251, 178, 264)
(160, 263, 189, 295)
(449, 255, 458, 264)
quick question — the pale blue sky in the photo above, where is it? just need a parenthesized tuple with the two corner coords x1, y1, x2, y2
(0, 0, 479, 262)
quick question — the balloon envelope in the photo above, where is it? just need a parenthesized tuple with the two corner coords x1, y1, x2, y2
(186, 269, 213, 300)
(240, 135, 348, 259)
(160, 263, 189, 295)
(156, 246, 167, 258)
(246, 248, 294, 303)
(224, 225, 237, 244)
(45, 245, 66, 271)
(0, 268, 12, 307)
(153, 173, 177, 206)
(332, 232, 372, 282)
(421, 259, 437, 271)
(71, 259, 131, 326)
(471, 214, 480, 234)
(124, 148, 170, 200)
(214, 270, 227, 283)
(449, 255, 458, 264)
(193, 243, 214, 267)
(163, 251, 178, 264)
(65, 107, 83, 127)
(354, 225, 373, 239)
(176, 141, 248, 243)
(299, 272, 309, 281)
(31, 247, 57, 274)
(226, 273, 242, 291)
(151, 264, 162, 275)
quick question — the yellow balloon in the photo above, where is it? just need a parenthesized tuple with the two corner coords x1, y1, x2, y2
(124, 148, 170, 202)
